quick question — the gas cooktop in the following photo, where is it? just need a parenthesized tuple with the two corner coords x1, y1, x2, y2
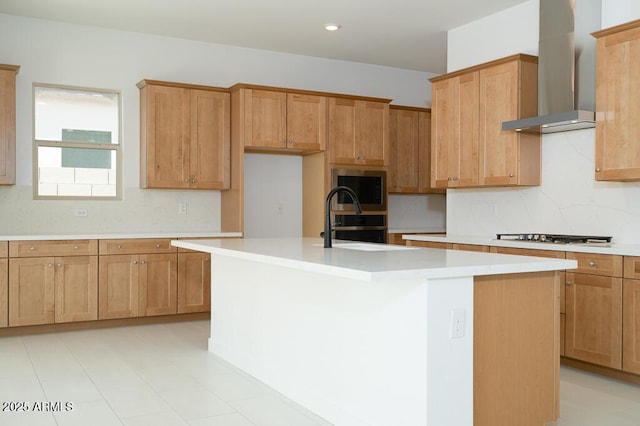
(496, 234, 613, 244)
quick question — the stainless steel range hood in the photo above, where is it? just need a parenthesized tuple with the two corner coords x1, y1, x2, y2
(502, 0, 601, 134)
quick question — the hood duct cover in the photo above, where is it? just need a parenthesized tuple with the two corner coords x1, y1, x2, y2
(502, 0, 601, 134)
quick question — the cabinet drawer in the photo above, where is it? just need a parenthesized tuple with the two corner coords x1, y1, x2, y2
(0, 242, 7, 258)
(99, 238, 176, 255)
(451, 243, 490, 252)
(9, 240, 98, 257)
(566, 252, 623, 277)
(492, 246, 566, 259)
(624, 256, 640, 279)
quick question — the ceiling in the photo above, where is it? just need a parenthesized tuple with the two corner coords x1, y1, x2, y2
(0, 0, 530, 74)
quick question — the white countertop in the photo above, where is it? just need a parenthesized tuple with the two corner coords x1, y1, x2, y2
(171, 237, 576, 282)
(0, 232, 242, 241)
(402, 234, 640, 256)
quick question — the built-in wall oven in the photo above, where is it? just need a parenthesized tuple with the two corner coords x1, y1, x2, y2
(330, 169, 387, 243)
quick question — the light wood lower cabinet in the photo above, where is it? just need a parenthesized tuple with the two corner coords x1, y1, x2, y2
(98, 253, 177, 319)
(0, 257, 7, 328)
(565, 272, 622, 369)
(54, 256, 98, 323)
(623, 278, 640, 374)
(177, 252, 211, 313)
(8, 257, 55, 326)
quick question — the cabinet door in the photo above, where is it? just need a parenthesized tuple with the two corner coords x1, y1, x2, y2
(177, 252, 211, 313)
(139, 253, 177, 316)
(8, 258, 55, 326)
(189, 89, 230, 189)
(565, 272, 622, 369)
(0, 258, 7, 328)
(286, 93, 326, 152)
(431, 74, 479, 188)
(388, 108, 419, 193)
(356, 101, 388, 166)
(328, 97, 357, 165)
(143, 84, 190, 188)
(54, 256, 98, 323)
(417, 110, 442, 193)
(595, 25, 640, 181)
(623, 279, 640, 374)
(98, 255, 139, 319)
(243, 89, 287, 149)
(0, 66, 17, 186)
(479, 61, 520, 186)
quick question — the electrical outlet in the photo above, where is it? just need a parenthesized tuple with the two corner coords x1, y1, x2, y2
(74, 208, 88, 217)
(178, 202, 187, 215)
(450, 309, 465, 339)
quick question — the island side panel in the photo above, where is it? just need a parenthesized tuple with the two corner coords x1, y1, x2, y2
(473, 271, 560, 426)
(207, 254, 475, 426)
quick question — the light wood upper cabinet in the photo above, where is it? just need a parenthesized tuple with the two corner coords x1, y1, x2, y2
(0, 65, 19, 186)
(237, 87, 326, 153)
(431, 72, 479, 188)
(138, 80, 230, 189)
(430, 54, 540, 189)
(593, 19, 640, 181)
(328, 97, 389, 166)
(388, 107, 444, 194)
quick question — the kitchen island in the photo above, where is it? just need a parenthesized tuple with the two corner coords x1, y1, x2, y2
(171, 238, 576, 426)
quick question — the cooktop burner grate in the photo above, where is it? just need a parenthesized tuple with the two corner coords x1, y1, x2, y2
(496, 234, 612, 244)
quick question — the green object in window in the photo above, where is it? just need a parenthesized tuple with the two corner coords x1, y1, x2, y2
(61, 129, 112, 169)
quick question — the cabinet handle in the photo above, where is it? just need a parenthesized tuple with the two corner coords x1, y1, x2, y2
(589, 261, 596, 267)
(205, 258, 209, 262)
(184, 179, 189, 183)
(29, 246, 35, 251)
(191, 179, 196, 183)
(566, 281, 573, 286)
(509, 173, 514, 177)
(156, 244, 161, 248)
(57, 263, 62, 267)
(596, 168, 601, 172)
(452, 177, 458, 181)
(117, 245, 122, 249)
(133, 260, 138, 264)
(141, 260, 146, 264)
(73, 245, 79, 250)
(47, 263, 53, 268)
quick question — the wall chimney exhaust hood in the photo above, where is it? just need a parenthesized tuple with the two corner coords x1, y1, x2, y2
(502, 0, 601, 134)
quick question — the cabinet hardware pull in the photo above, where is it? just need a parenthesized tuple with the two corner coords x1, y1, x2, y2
(117, 245, 122, 249)
(509, 173, 514, 177)
(133, 260, 138, 264)
(141, 260, 145, 264)
(184, 179, 189, 183)
(205, 258, 209, 262)
(566, 281, 573, 285)
(47, 263, 53, 268)
(57, 263, 62, 267)
(156, 244, 161, 248)
(596, 168, 601, 172)
(191, 179, 196, 183)
(29, 246, 35, 251)
(73, 245, 78, 250)
(589, 261, 596, 267)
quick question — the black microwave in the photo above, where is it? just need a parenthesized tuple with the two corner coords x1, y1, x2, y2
(330, 169, 387, 211)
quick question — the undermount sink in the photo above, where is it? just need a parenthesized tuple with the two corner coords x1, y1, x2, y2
(314, 242, 418, 251)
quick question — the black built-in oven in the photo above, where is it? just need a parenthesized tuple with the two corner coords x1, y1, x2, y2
(333, 214, 387, 243)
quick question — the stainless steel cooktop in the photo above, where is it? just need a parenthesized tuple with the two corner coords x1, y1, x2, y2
(496, 234, 612, 244)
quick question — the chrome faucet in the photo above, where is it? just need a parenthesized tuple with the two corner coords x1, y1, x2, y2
(324, 186, 362, 248)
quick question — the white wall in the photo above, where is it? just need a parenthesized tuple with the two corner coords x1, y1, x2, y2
(445, 0, 640, 243)
(0, 13, 436, 236)
(243, 154, 303, 238)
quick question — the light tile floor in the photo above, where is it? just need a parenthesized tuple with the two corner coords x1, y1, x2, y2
(0, 320, 638, 425)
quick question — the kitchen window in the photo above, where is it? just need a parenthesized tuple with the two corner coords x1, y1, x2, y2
(33, 84, 121, 199)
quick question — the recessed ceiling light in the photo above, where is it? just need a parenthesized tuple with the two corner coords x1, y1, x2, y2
(324, 23, 341, 31)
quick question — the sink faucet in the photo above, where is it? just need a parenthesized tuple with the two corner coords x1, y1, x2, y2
(324, 186, 362, 248)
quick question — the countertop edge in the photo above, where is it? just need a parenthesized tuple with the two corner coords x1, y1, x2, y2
(402, 234, 640, 256)
(0, 232, 243, 241)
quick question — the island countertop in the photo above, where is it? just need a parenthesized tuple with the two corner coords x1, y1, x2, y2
(171, 237, 577, 281)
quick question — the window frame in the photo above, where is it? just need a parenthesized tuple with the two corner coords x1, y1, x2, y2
(32, 83, 123, 200)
